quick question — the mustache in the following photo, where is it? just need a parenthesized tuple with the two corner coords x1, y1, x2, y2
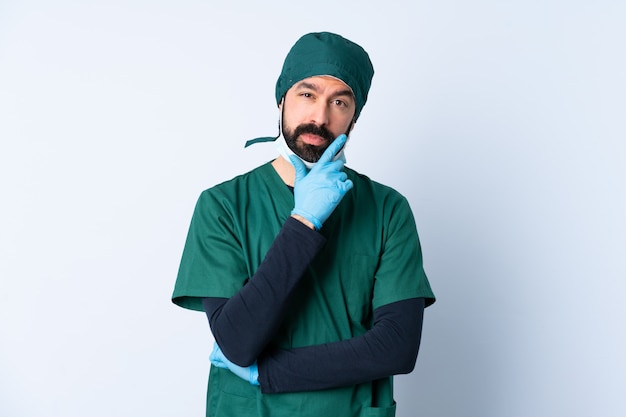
(293, 123, 335, 143)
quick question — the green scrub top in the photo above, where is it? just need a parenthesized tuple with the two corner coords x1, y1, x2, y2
(173, 162, 435, 417)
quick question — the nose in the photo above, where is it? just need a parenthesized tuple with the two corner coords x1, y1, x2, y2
(308, 101, 330, 126)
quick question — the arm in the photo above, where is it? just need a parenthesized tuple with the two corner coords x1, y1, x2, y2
(204, 216, 325, 366)
(257, 298, 426, 393)
(206, 297, 426, 393)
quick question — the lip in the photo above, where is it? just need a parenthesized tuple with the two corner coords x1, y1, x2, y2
(299, 133, 328, 146)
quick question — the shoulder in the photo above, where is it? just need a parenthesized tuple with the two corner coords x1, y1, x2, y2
(188, 163, 273, 219)
(342, 167, 416, 232)
(344, 166, 408, 204)
(199, 162, 272, 198)
(209, 162, 271, 191)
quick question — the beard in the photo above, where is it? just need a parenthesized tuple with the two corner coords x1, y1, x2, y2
(282, 123, 336, 163)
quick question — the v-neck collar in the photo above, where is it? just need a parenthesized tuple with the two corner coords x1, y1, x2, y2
(258, 161, 295, 212)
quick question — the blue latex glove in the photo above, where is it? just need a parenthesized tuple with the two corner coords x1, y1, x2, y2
(210, 343, 260, 386)
(290, 134, 354, 230)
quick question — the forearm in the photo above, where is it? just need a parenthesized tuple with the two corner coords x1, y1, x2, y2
(257, 298, 426, 394)
(203, 216, 325, 366)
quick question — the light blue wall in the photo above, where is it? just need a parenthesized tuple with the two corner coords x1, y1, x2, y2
(1, 1, 624, 416)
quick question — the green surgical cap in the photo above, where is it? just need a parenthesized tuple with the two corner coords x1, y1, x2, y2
(275, 32, 374, 121)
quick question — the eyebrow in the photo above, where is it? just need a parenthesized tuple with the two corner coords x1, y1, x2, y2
(295, 81, 355, 99)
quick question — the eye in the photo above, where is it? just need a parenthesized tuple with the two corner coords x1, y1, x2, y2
(300, 92, 313, 99)
(332, 99, 346, 107)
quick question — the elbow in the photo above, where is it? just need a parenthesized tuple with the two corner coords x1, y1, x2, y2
(391, 340, 421, 375)
(218, 341, 258, 367)
(209, 315, 259, 366)
(212, 327, 258, 366)
(397, 351, 418, 374)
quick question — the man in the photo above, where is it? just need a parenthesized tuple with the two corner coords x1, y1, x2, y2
(172, 32, 435, 417)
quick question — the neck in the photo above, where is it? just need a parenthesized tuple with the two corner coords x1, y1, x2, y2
(271, 155, 296, 187)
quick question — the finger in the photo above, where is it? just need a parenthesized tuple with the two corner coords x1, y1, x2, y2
(317, 134, 347, 165)
(212, 360, 228, 369)
(209, 354, 226, 367)
(338, 179, 354, 193)
(210, 345, 224, 364)
(325, 159, 345, 172)
(289, 155, 308, 181)
(210, 343, 222, 358)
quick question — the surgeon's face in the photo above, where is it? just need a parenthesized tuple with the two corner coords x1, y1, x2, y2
(281, 76, 356, 163)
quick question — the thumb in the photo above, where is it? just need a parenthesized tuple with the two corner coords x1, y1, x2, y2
(289, 155, 308, 181)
